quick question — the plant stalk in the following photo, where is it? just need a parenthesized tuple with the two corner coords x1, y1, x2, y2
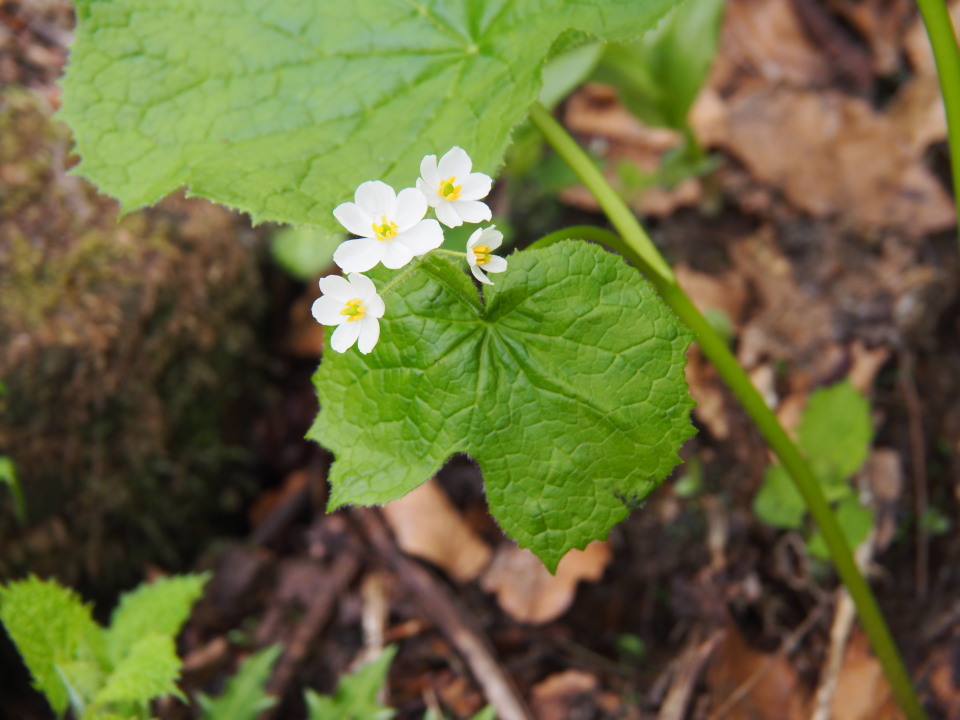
(528, 102, 927, 720)
(916, 0, 960, 248)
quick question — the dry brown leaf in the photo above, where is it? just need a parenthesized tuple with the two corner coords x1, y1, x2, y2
(675, 264, 750, 332)
(848, 341, 891, 395)
(924, 645, 960, 719)
(561, 85, 703, 217)
(530, 670, 598, 720)
(863, 449, 903, 553)
(706, 624, 807, 720)
(712, 0, 833, 89)
(830, 0, 914, 76)
(480, 542, 612, 624)
(382, 479, 492, 583)
(830, 630, 904, 720)
(904, 1, 960, 76)
(712, 86, 954, 235)
(685, 348, 730, 440)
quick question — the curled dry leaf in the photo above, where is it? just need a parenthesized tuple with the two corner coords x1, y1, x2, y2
(829, 630, 903, 720)
(382, 479, 492, 583)
(706, 624, 806, 720)
(479, 542, 611, 624)
(710, 87, 954, 235)
(530, 669, 598, 720)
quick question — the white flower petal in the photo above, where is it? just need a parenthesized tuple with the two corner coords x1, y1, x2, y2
(317, 274, 355, 302)
(346, 272, 378, 298)
(459, 173, 492, 201)
(416, 178, 439, 208)
(478, 226, 503, 250)
(484, 255, 508, 273)
(466, 226, 484, 250)
(330, 320, 362, 353)
(333, 202, 373, 237)
(397, 219, 443, 256)
(450, 199, 491, 224)
(333, 237, 382, 273)
(355, 180, 397, 217)
(470, 263, 492, 285)
(357, 317, 381, 354)
(395, 187, 428, 229)
(365, 291, 385, 318)
(311, 295, 346, 325)
(435, 201, 463, 228)
(420, 154, 440, 189)
(380, 240, 415, 269)
(438, 146, 472, 179)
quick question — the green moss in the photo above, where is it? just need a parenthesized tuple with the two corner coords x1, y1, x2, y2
(0, 88, 267, 594)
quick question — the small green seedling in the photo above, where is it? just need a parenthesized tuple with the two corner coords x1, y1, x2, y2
(0, 574, 208, 720)
(592, 0, 726, 181)
(753, 382, 875, 558)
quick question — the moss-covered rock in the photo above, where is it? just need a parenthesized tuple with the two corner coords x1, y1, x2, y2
(0, 88, 267, 594)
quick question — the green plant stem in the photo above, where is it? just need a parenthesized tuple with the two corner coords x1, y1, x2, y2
(529, 101, 927, 720)
(916, 0, 960, 247)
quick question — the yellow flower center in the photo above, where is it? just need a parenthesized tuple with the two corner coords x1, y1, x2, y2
(339, 298, 365, 321)
(372, 216, 398, 242)
(472, 244, 491, 266)
(438, 176, 462, 201)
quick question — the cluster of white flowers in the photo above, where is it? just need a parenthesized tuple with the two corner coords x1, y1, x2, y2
(312, 147, 507, 354)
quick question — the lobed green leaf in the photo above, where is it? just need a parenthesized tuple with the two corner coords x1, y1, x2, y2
(104, 573, 209, 666)
(93, 633, 184, 707)
(304, 647, 397, 720)
(197, 645, 282, 720)
(310, 242, 694, 570)
(61, 0, 680, 227)
(0, 577, 107, 714)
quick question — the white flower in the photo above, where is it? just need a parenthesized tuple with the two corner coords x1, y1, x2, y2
(417, 147, 493, 228)
(311, 272, 385, 354)
(333, 180, 443, 272)
(466, 226, 508, 285)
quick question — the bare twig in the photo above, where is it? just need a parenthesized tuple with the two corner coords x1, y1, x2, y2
(898, 352, 929, 602)
(809, 531, 877, 720)
(265, 551, 361, 709)
(357, 508, 534, 720)
(658, 630, 724, 720)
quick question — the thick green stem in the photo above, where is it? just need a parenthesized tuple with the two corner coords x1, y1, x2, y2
(916, 0, 960, 247)
(529, 102, 927, 720)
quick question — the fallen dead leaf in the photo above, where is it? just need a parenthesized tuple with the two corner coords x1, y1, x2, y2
(480, 542, 612, 624)
(706, 623, 807, 720)
(711, 86, 954, 235)
(530, 669, 598, 720)
(830, 630, 904, 720)
(382, 478, 492, 583)
(685, 349, 730, 440)
(848, 341, 891, 395)
(562, 85, 703, 217)
(904, 1, 960, 76)
(924, 645, 960, 719)
(863, 449, 904, 553)
(711, 0, 833, 89)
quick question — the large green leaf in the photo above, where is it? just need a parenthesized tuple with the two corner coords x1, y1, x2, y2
(310, 242, 694, 570)
(61, 0, 679, 227)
